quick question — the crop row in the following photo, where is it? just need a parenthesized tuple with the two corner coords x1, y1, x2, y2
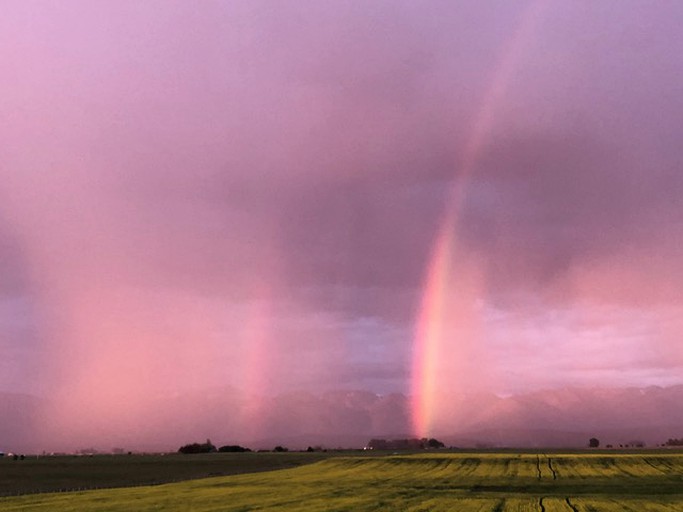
(1, 453, 682, 511)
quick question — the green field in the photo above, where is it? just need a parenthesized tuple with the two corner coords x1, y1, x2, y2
(2, 452, 682, 511)
(0, 452, 333, 496)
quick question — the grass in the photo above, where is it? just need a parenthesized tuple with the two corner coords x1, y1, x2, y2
(0, 452, 333, 496)
(1, 452, 682, 511)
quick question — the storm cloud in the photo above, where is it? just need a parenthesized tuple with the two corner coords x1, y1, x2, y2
(1, 0, 683, 449)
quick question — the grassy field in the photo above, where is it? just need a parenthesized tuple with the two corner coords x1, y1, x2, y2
(1, 452, 682, 511)
(0, 452, 333, 496)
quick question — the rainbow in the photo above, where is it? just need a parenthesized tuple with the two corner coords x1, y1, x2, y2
(410, 1, 546, 437)
(235, 277, 277, 443)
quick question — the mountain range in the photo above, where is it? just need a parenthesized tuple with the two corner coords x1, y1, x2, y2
(1, 385, 682, 453)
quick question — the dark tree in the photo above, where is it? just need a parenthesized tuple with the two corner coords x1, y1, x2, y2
(273, 445, 288, 452)
(589, 437, 600, 448)
(426, 438, 445, 449)
(178, 439, 217, 454)
(218, 445, 250, 453)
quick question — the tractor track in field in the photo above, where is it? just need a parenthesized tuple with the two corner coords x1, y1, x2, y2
(535, 455, 542, 480)
(642, 458, 667, 474)
(539, 496, 546, 512)
(565, 497, 579, 511)
(547, 457, 557, 480)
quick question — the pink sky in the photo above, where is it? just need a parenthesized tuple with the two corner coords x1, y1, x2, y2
(1, 1, 683, 446)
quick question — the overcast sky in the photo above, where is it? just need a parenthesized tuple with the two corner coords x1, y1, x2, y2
(2, 0, 683, 435)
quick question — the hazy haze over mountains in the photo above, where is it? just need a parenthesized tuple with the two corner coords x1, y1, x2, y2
(3, 385, 682, 453)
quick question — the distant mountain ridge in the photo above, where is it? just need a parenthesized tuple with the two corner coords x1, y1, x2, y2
(1, 385, 682, 452)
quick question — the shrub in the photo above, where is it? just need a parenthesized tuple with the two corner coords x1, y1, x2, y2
(218, 445, 251, 452)
(178, 439, 217, 454)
